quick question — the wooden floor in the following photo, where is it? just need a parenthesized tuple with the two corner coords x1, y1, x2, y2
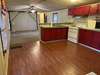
(8, 41, 100, 75)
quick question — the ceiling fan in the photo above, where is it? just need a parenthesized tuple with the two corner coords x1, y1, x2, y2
(14, 0, 48, 12)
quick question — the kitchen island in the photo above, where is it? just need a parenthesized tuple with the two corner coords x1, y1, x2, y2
(40, 26, 68, 42)
(78, 28, 100, 51)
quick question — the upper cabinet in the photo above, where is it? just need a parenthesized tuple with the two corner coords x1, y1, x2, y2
(89, 4, 97, 15)
(69, 5, 90, 16)
(68, 3, 100, 16)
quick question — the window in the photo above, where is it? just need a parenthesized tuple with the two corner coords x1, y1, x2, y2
(53, 13, 58, 23)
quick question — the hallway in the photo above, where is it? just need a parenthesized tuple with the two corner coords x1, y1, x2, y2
(8, 41, 100, 75)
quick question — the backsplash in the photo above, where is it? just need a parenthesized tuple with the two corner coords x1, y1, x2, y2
(72, 16, 96, 29)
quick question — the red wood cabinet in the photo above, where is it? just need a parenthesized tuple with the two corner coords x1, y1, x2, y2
(41, 27, 68, 41)
(78, 29, 100, 50)
(69, 5, 90, 16)
(78, 29, 93, 45)
(89, 4, 97, 15)
(91, 32, 100, 50)
(69, 3, 100, 16)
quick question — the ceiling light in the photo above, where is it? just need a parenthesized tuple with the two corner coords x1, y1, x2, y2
(70, 0, 78, 3)
(31, 10, 36, 13)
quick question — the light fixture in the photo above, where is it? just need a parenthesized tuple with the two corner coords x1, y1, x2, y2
(71, 0, 77, 2)
(31, 9, 36, 13)
(70, 0, 78, 3)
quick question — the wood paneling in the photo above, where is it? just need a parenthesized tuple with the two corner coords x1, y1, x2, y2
(8, 41, 100, 75)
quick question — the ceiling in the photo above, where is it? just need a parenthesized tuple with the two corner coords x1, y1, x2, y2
(7, 0, 100, 11)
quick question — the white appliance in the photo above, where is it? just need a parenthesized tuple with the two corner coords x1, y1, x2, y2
(68, 27, 79, 43)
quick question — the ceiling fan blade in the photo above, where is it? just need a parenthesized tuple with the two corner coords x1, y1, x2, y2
(13, 5, 30, 10)
(33, 5, 49, 11)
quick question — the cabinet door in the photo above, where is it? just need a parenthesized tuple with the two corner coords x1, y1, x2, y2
(68, 8, 74, 15)
(51, 28, 58, 40)
(46, 28, 53, 41)
(89, 4, 97, 15)
(84, 30, 93, 45)
(41, 28, 46, 41)
(78, 29, 93, 45)
(55, 28, 61, 40)
(69, 6, 90, 16)
(91, 32, 100, 50)
(41, 28, 51, 41)
(62, 28, 68, 39)
(78, 29, 86, 43)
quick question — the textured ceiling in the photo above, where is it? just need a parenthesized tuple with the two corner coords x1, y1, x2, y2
(7, 0, 100, 11)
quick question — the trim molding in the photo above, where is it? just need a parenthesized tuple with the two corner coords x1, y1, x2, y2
(79, 43, 100, 52)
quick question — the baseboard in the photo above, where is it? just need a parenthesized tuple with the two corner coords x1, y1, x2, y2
(79, 43, 100, 53)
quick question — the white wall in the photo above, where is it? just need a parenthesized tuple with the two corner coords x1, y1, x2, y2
(74, 16, 96, 29)
(46, 9, 73, 23)
(46, 9, 96, 29)
(10, 12, 37, 32)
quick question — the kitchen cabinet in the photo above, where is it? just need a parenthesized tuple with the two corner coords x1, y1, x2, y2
(90, 32, 100, 50)
(41, 27, 68, 42)
(69, 3, 100, 16)
(89, 4, 97, 15)
(78, 28, 100, 50)
(69, 5, 90, 16)
(78, 29, 93, 45)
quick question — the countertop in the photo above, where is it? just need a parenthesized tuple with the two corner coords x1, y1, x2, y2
(40, 25, 100, 32)
(79, 27, 100, 32)
(40, 25, 68, 28)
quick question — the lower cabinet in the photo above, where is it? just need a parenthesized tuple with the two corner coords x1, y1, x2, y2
(90, 32, 100, 50)
(41, 27, 68, 41)
(78, 29, 100, 50)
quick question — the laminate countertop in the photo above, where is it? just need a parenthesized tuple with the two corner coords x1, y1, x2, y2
(40, 25, 68, 28)
(40, 25, 100, 32)
(79, 27, 100, 32)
